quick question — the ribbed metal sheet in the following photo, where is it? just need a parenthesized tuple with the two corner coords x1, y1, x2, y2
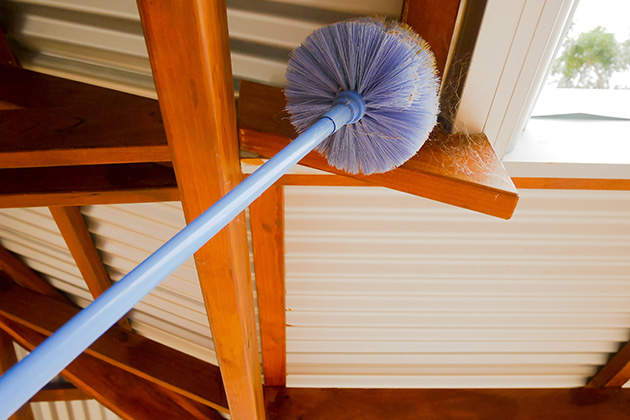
(0, 204, 215, 418)
(283, 187, 630, 388)
(1, 188, 628, 394)
(0, 204, 218, 363)
(0, 0, 402, 96)
(31, 401, 120, 420)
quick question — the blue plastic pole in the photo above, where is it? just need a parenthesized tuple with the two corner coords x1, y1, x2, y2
(0, 92, 365, 418)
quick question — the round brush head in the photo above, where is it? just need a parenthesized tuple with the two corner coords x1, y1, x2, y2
(285, 18, 440, 175)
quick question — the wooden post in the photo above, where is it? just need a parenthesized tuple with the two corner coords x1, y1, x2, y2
(250, 186, 286, 386)
(136, 1, 265, 418)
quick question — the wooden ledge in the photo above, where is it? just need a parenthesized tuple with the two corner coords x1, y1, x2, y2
(238, 80, 519, 220)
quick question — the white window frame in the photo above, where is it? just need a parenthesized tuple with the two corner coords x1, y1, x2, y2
(453, 0, 578, 159)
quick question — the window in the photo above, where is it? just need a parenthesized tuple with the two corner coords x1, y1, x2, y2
(453, 0, 630, 178)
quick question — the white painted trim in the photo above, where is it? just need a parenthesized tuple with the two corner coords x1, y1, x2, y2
(503, 161, 630, 179)
(454, 0, 577, 157)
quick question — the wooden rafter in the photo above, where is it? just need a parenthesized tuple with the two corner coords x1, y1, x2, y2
(264, 387, 630, 419)
(0, 245, 61, 299)
(29, 383, 91, 403)
(1, 164, 628, 210)
(0, 163, 178, 209)
(136, 1, 264, 418)
(250, 186, 286, 386)
(0, 316, 223, 420)
(0, 277, 228, 413)
(0, 330, 35, 420)
(49, 206, 132, 330)
(0, 29, 18, 68)
(586, 341, 630, 388)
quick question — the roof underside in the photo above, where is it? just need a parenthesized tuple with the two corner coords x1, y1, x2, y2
(2, 188, 630, 389)
(1, 0, 630, 418)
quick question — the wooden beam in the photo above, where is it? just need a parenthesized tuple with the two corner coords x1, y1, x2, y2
(0, 26, 19, 67)
(0, 65, 170, 168)
(401, 0, 463, 77)
(0, 163, 179, 208)
(238, 80, 519, 220)
(49, 206, 132, 330)
(0, 245, 60, 298)
(2, 164, 628, 210)
(250, 186, 286, 386)
(0, 316, 224, 420)
(513, 177, 630, 190)
(29, 383, 92, 403)
(137, 1, 265, 419)
(0, 330, 35, 420)
(0, 277, 229, 413)
(587, 341, 630, 388)
(264, 386, 630, 420)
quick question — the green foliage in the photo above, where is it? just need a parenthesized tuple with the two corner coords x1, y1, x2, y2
(552, 26, 630, 88)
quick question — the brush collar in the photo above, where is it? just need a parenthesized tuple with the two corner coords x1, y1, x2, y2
(333, 90, 366, 124)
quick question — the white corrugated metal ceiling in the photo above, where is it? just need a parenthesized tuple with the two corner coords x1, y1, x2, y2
(1, 0, 630, 418)
(0, 0, 402, 96)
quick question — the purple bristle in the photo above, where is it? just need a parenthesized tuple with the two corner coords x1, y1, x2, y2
(285, 18, 440, 175)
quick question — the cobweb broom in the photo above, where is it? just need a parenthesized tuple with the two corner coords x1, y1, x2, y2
(286, 18, 439, 175)
(0, 18, 440, 418)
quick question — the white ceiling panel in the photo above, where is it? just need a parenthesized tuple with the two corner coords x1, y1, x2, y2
(283, 187, 630, 388)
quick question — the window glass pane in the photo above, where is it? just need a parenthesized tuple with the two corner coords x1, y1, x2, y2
(532, 0, 630, 119)
(506, 0, 630, 166)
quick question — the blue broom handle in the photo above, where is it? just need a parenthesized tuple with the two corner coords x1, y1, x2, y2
(0, 93, 365, 418)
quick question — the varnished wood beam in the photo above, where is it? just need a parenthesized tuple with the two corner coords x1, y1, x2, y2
(0, 330, 35, 420)
(0, 65, 170, 168)
(0, 277, 229, 413)
(1, 165, 628, 210)
(587, 341, 630, 388)
(250, 186, 286, 386)
(49, 206, 132, 330)
(0, 163, 179, 208)
(29, 383, 92, 403)
(0, 245, 60, 298)
(0, 316, 223, 420)
(401, 0, 463, 77)
(513, 177, 630, 190)
(264, 386, 630, 420)
(0, 27, 19, 67)
(239, 80, 519, 220)
(137, 1, 265, 419)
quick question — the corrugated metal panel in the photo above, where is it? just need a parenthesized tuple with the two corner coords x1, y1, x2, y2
(1, 188, 628, 394)
(283, 187, 630, 388)
(32, 401, 120, 420)
(0, 0, 402, 96)
(0, 204, 218, 362)
(0, 204, 215, 418)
